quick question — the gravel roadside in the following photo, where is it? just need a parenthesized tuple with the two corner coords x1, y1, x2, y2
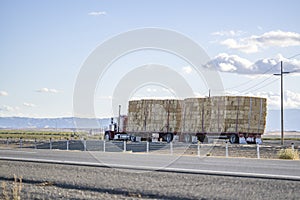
(1, 139, 299, 160)
(0, 160, 299, 200)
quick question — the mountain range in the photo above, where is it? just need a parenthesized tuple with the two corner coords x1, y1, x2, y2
(0, 109, 299, 132)
(0, 117, 111, 129)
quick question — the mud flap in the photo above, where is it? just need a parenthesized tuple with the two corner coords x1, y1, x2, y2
(238, 133, 246, 144)
(256, 138, 262, 144)
(246, 137, 255, 143)
(239, 137, 247, 144)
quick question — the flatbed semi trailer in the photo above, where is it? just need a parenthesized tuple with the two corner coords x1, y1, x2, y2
(105, 96, 267, 144)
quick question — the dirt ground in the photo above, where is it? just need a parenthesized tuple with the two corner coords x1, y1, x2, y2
(0, 137, 299, 160)
(182, 139, 299, 159)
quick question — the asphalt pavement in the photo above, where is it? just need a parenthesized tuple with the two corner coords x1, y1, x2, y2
(1, 160, 299, 200)
(0, 148, 299, 180)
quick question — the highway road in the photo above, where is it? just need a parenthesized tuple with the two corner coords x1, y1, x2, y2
(1, 148, 299, 180)
(1, 149, 300, 199)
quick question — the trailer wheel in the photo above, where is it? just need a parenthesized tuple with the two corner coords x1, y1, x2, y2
(229, 134, 239, 144)
(166, 133, 173, 143)
(130, 136, 136, 142)
(198, 134, 207, 143)
(184, 134, 191, 143)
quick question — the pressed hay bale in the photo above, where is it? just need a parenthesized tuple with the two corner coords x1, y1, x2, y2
(127, 96, 266, 134)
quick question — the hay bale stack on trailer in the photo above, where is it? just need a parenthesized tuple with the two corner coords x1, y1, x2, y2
(106, 96, 267, 144)
(127, 99, 182, 142)
(182, 96, 267, 143)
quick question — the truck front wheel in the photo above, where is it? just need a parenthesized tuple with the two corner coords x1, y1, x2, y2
(229, 134, 239, 144)
(166, 133, 173, 143)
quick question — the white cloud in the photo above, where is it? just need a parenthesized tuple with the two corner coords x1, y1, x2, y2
(98, 96, 112, 100)
(36, 88, 60, 93)
(182, 66, 193, 74)
(225, 90, 300, 110)
(23, 102, 36, 107)
(218, 63, 237, 72)
(250, 91, 300, 109)
(220, 30, 300, 53)
(205, 53, 300, 74)
(284, 90, 300, 109)
(257, 30, 300, 47)
(205, 53, 254, 74)
(212, 30, 245, 37)
(221, 38, 258, 53)
(88, 11, 106, 16)
(0, 105, 19, 112)
(0, 91, 8, 96)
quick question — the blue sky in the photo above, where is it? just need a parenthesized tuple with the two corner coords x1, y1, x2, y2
(1, 0, 300, 118)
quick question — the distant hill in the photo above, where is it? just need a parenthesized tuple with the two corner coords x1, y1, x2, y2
(0, 109, 299, 131)
(0, 117, 111, 129)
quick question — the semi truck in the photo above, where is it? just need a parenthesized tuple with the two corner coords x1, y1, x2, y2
(105, 96, 267, 144)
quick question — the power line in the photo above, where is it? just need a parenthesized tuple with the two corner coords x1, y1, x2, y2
(245, 77, 280, 93)
(222, 54, 300, 92)
(237, 74, 277, 93)
(288, 53, 300, 59)
(223, 62, 280, 91)
(203, 54, 299, 95)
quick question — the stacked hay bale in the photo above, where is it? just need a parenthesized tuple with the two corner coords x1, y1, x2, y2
(182, 96, 267, 134)
(127, 99, 182, 133)
(127, 96, 267, 135)
(181, 98, 205, 133)
(206, 96, 226, 133)
(221, 96, 266, 134)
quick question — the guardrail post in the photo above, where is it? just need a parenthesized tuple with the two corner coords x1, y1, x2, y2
(34, 138, 37, 149)
(49, 138, 52, 150)
(146, 141, 149, 153)
(103, 140, 106, 152)
(123, 140, 126, 152)
(20, 138, 23, 148)
(257, 143, 260, 159)
(197, 142, 201, 157)
(291, 143, 295, 151)
(170, 142, 173, 155)
(66, 138, 69, 151)
(83, 138, 87, 151)
(225, 141, 228, 158)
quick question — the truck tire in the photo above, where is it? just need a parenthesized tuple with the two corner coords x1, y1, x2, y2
(198, 134, 208, 143)
(130, 136, 136, 142)
(184, 134, 191, 143)
(229, 134, 239, 144)
(166, 133, 173, 143)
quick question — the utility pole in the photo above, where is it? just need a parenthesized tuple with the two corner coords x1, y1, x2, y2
(118, 105, 121, 133)
(273, 54, 300, 145)
(274, 61, 290, 145)
(280, 61, 284, 146)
